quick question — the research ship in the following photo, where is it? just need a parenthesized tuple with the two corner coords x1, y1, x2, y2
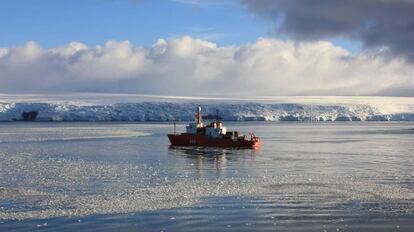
(167, 107, 260, 148)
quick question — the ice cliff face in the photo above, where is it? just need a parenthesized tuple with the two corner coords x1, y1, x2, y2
(1, 98, 414, 121)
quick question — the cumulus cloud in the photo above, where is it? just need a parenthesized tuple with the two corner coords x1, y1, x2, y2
(0, 36, 413, 96)
(241, 0, 414, 61)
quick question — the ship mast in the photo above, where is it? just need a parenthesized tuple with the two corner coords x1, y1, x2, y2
(196, 106, 202, 126)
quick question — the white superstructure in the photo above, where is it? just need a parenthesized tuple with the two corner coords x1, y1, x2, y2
(205, 122, 227, 138)
(185, 107, 227, 138)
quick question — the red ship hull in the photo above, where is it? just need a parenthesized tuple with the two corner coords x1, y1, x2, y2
(168, 133, 260, 148)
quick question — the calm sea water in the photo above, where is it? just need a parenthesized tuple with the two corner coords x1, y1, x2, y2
(0, 122, 413, 231)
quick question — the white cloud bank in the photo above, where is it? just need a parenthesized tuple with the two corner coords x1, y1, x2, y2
(0, 36, 413, 96)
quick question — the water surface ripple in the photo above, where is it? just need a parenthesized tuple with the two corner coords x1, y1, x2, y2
(0, 122, 413, 231)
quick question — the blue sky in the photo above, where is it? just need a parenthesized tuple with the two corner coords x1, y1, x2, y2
(0, 0, 270, 48)
(0, 0, 362, 51)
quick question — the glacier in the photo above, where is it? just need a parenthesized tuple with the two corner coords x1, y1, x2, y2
(0, 94, 414, 122)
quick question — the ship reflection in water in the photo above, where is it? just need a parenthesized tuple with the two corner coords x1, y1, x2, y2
(168, 146, 259, 178)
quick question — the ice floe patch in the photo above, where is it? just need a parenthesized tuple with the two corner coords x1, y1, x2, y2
(1, 152, 413, 220)
(1, 176, 413, 220)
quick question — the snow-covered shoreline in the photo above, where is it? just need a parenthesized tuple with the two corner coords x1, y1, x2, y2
(1, 94, 414, 122)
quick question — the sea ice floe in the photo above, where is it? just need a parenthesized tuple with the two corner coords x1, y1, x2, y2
(1, 152, 413, 220)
